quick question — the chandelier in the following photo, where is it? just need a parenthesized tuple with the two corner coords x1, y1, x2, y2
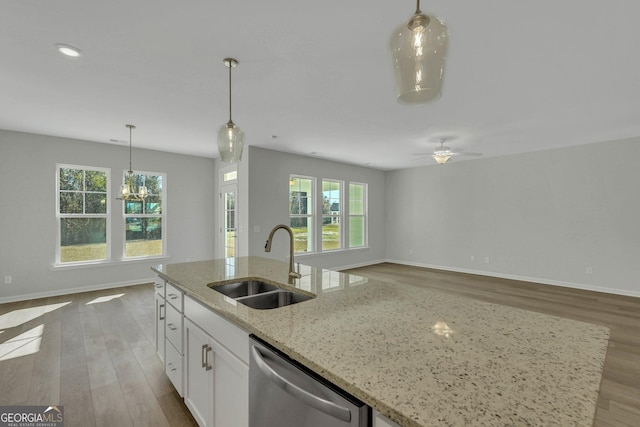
(117, 124, 148, 201)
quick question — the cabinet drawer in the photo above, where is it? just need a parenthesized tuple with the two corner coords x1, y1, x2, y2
(165, 339, 183, 397)
(184, 295, 249, 364)
(154, 277, 165, 297)
(165, 302, 183, 353)
(165, 282, 183, 311)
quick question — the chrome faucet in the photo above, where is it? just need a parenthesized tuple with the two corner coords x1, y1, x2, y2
(265, 224, 302, 284)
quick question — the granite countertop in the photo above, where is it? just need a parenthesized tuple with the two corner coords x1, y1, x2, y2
(152, 256, 610, 427)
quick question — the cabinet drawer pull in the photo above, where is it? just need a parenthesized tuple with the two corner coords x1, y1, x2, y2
(168, 323, 177, 331)
(168, 293, 178, 300)
(206, 345, 213, 371)
(201, 344, 208, 368)
(155, 283, 163, 289)
(159, 304, 165, 320)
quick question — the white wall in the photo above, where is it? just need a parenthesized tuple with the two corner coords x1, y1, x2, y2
(245, 146, 386, 270)
(385, 138, 640, 297)
(0, 130, 216, 302)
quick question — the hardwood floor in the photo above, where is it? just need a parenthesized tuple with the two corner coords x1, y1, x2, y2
(1, 265, 638, 426)
(345, 263, 640, 427)
(0, 284, 197, 427)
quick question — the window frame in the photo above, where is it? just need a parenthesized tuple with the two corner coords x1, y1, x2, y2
(321, 179, 344, 252)
(289, 175, 316, 254)
(288, 175, 369, 256)
(122, 169, 166, 260)
(55, 164, 111, 265)
(348, 182, 368, 249)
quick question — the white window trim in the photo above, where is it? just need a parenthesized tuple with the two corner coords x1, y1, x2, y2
(55, 164, 111, 266)
(289, 175, 369, 256)
(290, 174, 316, 254)
(121, 169, 167, 260)
(320, 179, 344, 252)
(348, 182, 368, 249)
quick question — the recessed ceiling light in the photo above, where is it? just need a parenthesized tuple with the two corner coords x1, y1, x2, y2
(55, 43, 83, 57)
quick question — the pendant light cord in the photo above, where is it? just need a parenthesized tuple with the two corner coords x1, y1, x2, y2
(416, 0, 421, 14)
(228, 62, 233, 124)
(129, 125, 133, 173)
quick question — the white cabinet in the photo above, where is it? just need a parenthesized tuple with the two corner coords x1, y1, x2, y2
(373, 410, 401, 427)
(184, 296, 249, 427)
(184, 318, 214, 426)
(154, 278, 166, 363)
(164, 281, 184, 397)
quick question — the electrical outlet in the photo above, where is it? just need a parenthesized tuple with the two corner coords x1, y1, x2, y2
(484, 257, 490, 263)
(586, 267, 593, 274)
(409, 249, 414, 255)
(470, 255, 475, 262)
(4, 276, 11, 285)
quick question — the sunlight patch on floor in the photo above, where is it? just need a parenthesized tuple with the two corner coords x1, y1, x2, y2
(0, 302, 71, 329)
(0, 324, 44, 361)
(85, 293, 125, 305)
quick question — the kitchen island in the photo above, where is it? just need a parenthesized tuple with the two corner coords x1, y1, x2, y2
(152, 256, 609, 427)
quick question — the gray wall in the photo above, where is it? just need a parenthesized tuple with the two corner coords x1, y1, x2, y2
(245, 146, 387, 270)
(385, 138, 640, 297)
(0, 130, 216, 302)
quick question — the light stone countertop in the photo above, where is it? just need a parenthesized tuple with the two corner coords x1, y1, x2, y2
(152, 256, 609, 427)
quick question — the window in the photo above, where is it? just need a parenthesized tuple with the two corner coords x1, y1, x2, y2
(288, 175, 368, 254)
(348, 183, 367, 248)
(56, 165, 109, 264)
(123, 172, 165, 258)
(322, 180, 342, 251)
(289, 176, 314, 253)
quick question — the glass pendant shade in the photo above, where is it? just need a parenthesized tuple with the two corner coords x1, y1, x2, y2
(218, 58, 245, 163)
(217, 122, 245, 163)
(391, 6, 448, 104)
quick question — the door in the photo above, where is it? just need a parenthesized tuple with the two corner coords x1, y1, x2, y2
(184, 319, 214, 427)
(219, 166, 238, 258)
(220, 184, 237, 258)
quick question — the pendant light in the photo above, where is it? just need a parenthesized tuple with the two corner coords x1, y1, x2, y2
(218, 58, 245, 163)
(117, 124, 148, 201)
(391, 0, 448, 104)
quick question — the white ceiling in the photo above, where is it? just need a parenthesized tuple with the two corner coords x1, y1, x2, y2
(2, 1, 639, 170)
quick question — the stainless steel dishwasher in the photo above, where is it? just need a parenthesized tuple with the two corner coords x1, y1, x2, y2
(249, 335, 370, 427)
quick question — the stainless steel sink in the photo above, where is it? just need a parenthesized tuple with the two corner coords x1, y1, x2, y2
(210, 280, 279, 299)
(237, 290, 313, 310)
(208, 280, 314, 309)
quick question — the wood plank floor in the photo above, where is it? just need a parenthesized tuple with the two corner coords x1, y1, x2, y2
(1, 264, 638, 426)
(345, 263, 640, 427)
(0, 284, 197, 427)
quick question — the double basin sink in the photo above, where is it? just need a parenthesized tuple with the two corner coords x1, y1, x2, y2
(208, 279, 314, 310)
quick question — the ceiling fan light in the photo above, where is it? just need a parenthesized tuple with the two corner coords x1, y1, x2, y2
(432, 154, 451, 164)
(391, 1, 448, 104)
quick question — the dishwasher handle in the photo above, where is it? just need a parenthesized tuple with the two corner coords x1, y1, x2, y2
(251, 345, 352, 423)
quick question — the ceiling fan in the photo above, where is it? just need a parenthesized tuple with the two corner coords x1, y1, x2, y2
(413, 137, 482, 165)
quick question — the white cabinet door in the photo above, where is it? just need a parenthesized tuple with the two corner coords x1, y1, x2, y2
(212, 339, 249, 427)
(184, 318, 214, 427)
(373, 410, 401, 427)
(154, 292, 165, 363)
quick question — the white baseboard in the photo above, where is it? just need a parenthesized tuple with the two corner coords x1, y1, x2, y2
(334, 259, 387, 272)
(0, 277, 157, 304)
(385, 259, 640, 298)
